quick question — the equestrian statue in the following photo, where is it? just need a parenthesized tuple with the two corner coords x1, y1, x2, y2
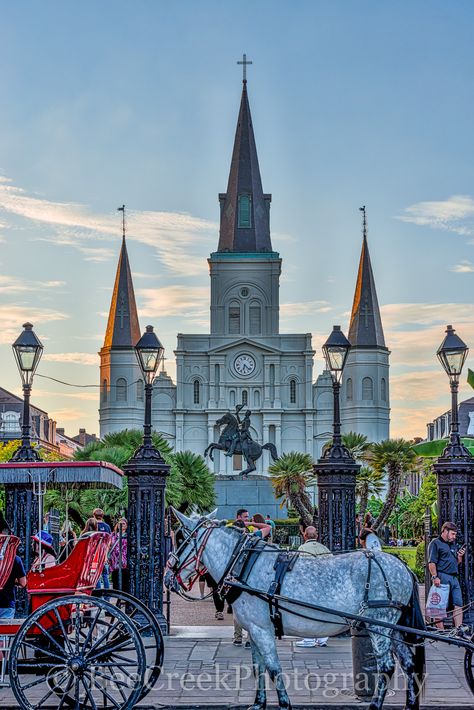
(204, 404, 279, 477)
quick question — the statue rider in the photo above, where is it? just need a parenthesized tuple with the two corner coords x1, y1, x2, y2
(225, 405, 252, 457)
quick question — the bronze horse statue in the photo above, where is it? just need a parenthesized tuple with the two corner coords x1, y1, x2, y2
(204, 411, 279, 477)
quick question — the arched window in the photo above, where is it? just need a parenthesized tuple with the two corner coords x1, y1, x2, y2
(229, 301, 240, 334)
(381, 378, 387, 402)
(346, 377, 353, 401)
(242, 390, 248, 406)
(362, 377, 373, 401)
(290, 379, 297, 404)
(269, 364, 275, 402)
(116, 378, 127, 402)
(215, 364, 220, 386)
(137, 379, 144, 401)
(230, 389, 236, 407)
(249, 301, 261, 335)
(102, 379, 108, 403)
(1, 412, 20, 433)
(238, 194, 251, 228)
(254, 389, 260, 407)
(193, 379, 200, 404)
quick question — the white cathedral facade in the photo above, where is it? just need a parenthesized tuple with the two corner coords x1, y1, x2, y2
(99, 77, 390, 482)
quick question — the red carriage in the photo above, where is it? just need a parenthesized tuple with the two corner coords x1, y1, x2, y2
(0, 531, 163, 710)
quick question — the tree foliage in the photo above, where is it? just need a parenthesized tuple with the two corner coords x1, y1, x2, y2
(269, 452, 315, 527)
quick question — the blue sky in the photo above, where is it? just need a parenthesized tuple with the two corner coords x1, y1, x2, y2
(1, 1, 474, 439)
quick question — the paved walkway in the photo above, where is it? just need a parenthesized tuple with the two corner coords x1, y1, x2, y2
(141, 624, 473, 708)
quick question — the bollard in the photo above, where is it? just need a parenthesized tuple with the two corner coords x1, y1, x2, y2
(351, 625, 378, 698)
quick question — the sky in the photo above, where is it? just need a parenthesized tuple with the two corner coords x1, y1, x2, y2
(1, 1, 474, 440)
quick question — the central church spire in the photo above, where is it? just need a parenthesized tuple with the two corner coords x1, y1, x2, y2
(217, 56, 273, 253)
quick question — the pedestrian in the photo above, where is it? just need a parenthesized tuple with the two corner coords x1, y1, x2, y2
(93, 508, 111, 590)
(0, 554, 26, 618)
(202, 571, 225, 620)
(231, 509, 271, 647)
(428, 521, 469, 636)
(296, 526, 331, 648)
(81, 517, 99, 536)
(58, 522, 77, 563)
(31, 531, 56, 571)
(265, 513, 276, 541)
(109, 518, 129, 593)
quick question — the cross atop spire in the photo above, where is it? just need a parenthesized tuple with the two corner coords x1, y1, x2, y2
(237, 53, 253, 84)
(359, 205, 367, 241)
(117, 204, 126, 241)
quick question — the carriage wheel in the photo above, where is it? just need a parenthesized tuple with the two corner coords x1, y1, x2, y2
(465, 649, 474, 696)
(9, 594, 146, 710)
(92, 588, 164, 698)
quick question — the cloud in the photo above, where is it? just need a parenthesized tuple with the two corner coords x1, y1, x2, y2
(47, 407, 87, 422)
(138, 285, 209, 325)
(0, 276, 66, 294)
(0, 305, 68, 344)
(34, 388, 99, 402)
(43, 352, 97, 366)
(451, 260, 474, 273)
(397, 195, 474, 236)
(0, 174, 217, 275)
(281, 300, 332, 318)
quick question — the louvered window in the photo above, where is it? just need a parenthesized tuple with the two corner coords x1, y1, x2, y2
(381, 378, 387, 401)
(229, 303, 240, 334)
(242, 390, 248, 406)
(249, 303, 261, 334)
(290, 379, 297, 404)
(362, 377, 373, 401)
(193, 379, 200, 404)
(238, 194, 251, 228)
(116, 378, 127, 402)
(137, 379, 144, 401)
(346, 378, 353, 401)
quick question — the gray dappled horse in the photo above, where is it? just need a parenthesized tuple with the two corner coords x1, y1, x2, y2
(165, 511, 426, 710)
(204, 412, 279, 476)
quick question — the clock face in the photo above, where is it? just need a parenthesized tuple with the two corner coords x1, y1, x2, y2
(234, 353, 256, 376)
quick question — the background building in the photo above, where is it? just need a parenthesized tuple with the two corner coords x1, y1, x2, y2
(99, 76, 391, 516)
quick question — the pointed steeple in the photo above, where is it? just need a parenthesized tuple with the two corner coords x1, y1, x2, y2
(348, 207, 386, 348)
(103, 206, 141, 348)
(217, 56, 272, 253)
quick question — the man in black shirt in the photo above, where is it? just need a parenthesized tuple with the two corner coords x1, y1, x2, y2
(0, 556, 27, 619)
(428, 521, 466, 632)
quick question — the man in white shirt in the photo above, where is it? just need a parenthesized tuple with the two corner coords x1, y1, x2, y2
(296, 526, 331, 648)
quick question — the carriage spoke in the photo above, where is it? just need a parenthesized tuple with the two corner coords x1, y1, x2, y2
(92, 667, 132, 691)
(81, 604, 103, 651)
(80, 674, 99, 710)
(87, 618, 122, 656)
(20, 638, 66, 662)
(21, 672, 58, 691)
(35, 683, 56, 707)
(87, 636, 134, 662)
(35, 620, 68, 655)
(54, 607, 74, 654)
(85, 671, 122, 708)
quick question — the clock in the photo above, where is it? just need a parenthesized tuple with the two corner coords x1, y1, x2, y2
(234, 353, 256, 376)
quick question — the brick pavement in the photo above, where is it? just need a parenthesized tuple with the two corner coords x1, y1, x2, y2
(139, 625, 473, 708)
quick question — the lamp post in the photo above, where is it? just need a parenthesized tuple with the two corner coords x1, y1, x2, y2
(433, 324, 474, 622)
(7, 323, 43, 614)
(11, 322, 43, 461)
(124, 325, 170, 632)
(314, 326, 360, 552)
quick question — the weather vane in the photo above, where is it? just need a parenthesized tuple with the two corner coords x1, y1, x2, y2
(237, 53, 253, 83)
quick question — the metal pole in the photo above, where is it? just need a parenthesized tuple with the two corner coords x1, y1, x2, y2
(332, 379, 341, 446)
(118, 522, 123, 591)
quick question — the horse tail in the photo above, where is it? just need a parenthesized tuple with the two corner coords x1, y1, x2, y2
(262, 443, 279, 461)
(399, 573, 426, 699)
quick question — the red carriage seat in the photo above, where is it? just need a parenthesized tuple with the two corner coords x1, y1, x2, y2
(27, 532, 111, 611)
(0, 535, 20, 590)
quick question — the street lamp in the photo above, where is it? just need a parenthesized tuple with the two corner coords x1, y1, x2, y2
(125, 325, 170, 632)
(437, 324, 472, 459)
(11, 323, 43, 462)
(133, 325, 164, 458)
(321, 325, 353, 461)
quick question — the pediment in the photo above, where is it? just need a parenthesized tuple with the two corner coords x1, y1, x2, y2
(208, 338, 281, 355)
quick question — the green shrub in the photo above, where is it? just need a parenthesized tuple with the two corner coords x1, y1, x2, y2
(382, 547, 417, 571)
(416, 541, 425, 570)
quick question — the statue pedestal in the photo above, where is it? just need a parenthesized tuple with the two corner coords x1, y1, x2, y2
(214, 474, 285, 521)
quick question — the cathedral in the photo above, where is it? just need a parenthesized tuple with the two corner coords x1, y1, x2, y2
(99, 73, 390, 507)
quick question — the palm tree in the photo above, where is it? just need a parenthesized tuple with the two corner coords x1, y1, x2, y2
(367, 439, 418, 533)
(269, 452, 315, 527)
(342, 432, 371, 461)
(171, 451, 216, 514)
(356, 465, 384, 522)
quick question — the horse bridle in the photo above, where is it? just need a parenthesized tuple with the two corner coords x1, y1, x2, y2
(166, 518, 218, 592)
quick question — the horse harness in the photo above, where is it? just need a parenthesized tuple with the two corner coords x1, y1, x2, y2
(221, 536, 298, 639)
(359, 550, 404, 615)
